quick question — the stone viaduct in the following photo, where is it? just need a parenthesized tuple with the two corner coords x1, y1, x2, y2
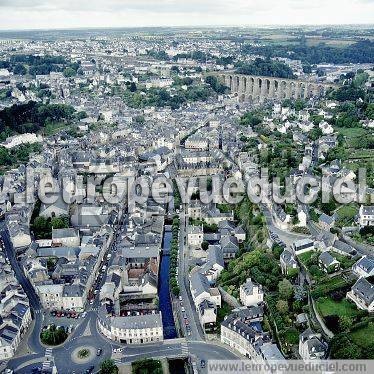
(215, 73, 337, 103)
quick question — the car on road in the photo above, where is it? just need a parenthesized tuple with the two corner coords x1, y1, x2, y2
(96, 348, 102, 356)
(85, 366, 95, 373)
(181, 307, 185, 312)
(200, 360, 206, 368)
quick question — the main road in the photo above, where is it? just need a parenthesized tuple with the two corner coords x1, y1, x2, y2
(177, 207, 205, 341)
(3, 208, 238, 373)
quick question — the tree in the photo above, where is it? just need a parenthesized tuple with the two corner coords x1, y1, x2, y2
(276, 299, 289, 314)
(309, 265, 324, 278)
(40, 324, 68, 346)
(51, 216, 69, 229)
(278, 279, 294, 300)
(0, 146, 11, 165)
(205, 75, 228, 94)
(339, 315, 353, 332)
(129, 82, 137, 92)
(100, 359, 118, 374)
(240, 111, 263, 127)
(330, 333, 363, 359)
(309, 127, 323, 141)
(272, 244, 284, 259)
(201, 241, 209, 251)
(236, 58, 295, 79)
(331, 85, 365, 102)
(13, 63, 27, 75)
(33, 216, 48, 232)
(302, 64, 312, 73)
(365, 103, 374, 120)
(132, 358, 163, 374)
(294, 99, 306, 111)
(63, 67, 76, 77)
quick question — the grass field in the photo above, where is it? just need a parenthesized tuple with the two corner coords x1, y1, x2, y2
(312, 276, 352, 297)
(331, 252, 356, 269)
(283, 327, 300, 345)
(350, 149, 374, 158)
(349, 323, 374, 348)
(316, 297, 360, 318)
(337, 204, 358, 219)
(337, 127, 368, 138)
(297, 250, 315, 265)
(305, 38, 355, 48)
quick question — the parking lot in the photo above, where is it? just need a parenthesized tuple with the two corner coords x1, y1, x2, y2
(43, 310, 86, 334)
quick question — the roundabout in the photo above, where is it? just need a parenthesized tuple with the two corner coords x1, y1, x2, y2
(71, 346, 97, 364)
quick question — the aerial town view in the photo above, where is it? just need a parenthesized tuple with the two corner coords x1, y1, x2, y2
(0, 1, 373, 374)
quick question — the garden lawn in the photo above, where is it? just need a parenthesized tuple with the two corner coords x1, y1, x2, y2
(349, 322, 374, 349)
(331, 252, 356, 269)
(297, 250, 314, 265)
(337, 127, 367, 138)
(336, 204, 358, 220)
(312, 276, 351, 296)
(316, 297, 361, 318)
(283, 327, 300, 345)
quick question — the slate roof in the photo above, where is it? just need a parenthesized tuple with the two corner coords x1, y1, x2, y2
(351, 278, 374, 305)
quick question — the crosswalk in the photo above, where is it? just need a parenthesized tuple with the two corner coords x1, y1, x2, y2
(112, 358, 122, 366)
(181, 342, 189, 356)
(42, 348, 53, 371)
(42, 361, 51, 371)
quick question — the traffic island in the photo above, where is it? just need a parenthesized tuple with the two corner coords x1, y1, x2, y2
(71, 346, 96, 364)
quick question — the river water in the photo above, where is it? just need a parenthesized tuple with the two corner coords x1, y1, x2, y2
(158, 229, 177, 339)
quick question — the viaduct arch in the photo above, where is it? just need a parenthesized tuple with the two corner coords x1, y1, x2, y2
(216, 73, 337, 103)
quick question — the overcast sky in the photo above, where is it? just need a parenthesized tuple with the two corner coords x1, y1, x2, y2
(0, 0, 373, 30)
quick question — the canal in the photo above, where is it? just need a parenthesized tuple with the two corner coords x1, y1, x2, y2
(158, 228, 177, 339)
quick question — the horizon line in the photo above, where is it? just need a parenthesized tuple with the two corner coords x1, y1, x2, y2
(0, 23, 373, 33)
